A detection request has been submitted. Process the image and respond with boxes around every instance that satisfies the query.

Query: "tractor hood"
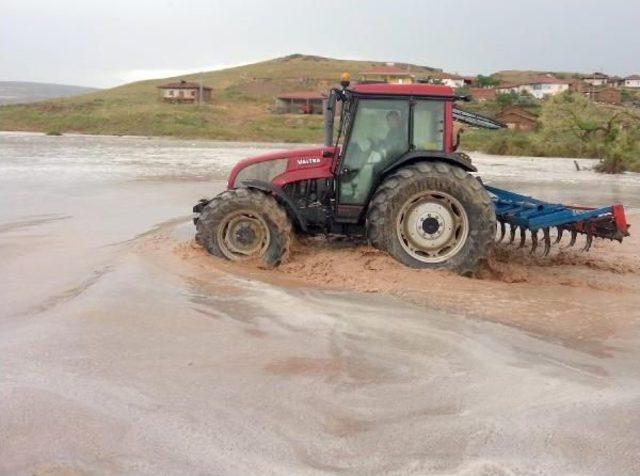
[227,146,337,189]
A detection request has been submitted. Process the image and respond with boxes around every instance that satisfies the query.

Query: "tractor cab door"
[335,97,445,221]
[337,99,410,209]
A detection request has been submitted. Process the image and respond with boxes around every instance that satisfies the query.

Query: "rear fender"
[237,180,308,232]
[382,151,477,176]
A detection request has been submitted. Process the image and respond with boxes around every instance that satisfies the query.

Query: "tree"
[476,75,500,88]
[495,91,519,108]
[539,92,640,173]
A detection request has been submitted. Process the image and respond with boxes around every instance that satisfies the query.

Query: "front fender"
[237,179,308,232]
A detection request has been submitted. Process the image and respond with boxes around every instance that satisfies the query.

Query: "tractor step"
[485,185,630,255]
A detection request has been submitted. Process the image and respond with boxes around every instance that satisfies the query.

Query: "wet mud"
[146,212,640,357]
[2,132,640,475]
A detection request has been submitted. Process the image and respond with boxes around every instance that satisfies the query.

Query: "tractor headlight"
[234,158,288,185]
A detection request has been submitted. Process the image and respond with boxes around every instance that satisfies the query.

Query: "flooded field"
[1,131,640,475]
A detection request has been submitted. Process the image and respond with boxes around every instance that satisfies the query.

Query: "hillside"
[0,81,99,105]
[0,55,440,142]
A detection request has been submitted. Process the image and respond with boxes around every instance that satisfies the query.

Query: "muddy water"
[1,132,640,475]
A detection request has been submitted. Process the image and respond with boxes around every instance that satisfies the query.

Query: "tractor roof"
[350,83,455,98]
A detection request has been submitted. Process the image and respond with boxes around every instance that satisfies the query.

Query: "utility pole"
[199,72,204,106]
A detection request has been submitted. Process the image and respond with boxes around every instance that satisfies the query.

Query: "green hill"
[0,54,441,143]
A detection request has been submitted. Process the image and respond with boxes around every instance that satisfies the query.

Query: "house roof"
[277,91,326,100]
[158,80,212,90]
[626,74,640,80]
[496,83,521,90]
[361,65,414,76]
[469,88,497,100]
[529,76,570,85]
[497,107,538,122]
[497,76,570,89]
[438,73,464,80]
[587,72,609,79]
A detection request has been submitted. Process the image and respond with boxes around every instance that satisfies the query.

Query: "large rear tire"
[195,188,292,267]
[366,162,495,275]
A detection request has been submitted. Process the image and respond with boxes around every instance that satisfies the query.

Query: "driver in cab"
[382,110,407,161]
[341,107,408,203]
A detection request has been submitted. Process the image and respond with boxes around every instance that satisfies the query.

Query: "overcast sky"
[2,0,639,88]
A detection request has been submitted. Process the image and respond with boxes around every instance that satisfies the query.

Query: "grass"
[0,54,438,143]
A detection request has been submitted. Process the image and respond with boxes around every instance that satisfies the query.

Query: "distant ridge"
[0,81,99,105]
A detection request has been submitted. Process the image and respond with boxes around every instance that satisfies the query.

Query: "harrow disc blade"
[554,228,564,244]
[530,230,539,254]
[543,227,551,256]
[508,224,516,244]
[568,229,578,248]
[518,226,526,248]
[583,232,594,252]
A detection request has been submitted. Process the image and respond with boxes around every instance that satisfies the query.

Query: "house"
[157,80,212,103]
[417,73,473,89]
[624,75,640,88]
[496,107,538,131]
[496,76,570,99]
[438,73,466,89]
[590,88,622,105]
[495,83,520,95]
[360,64,415,84]
[462,76,477,87]
[468,88,497,102]
[583,72,609,87]
[608,76,625,88]
[275,91,326,114]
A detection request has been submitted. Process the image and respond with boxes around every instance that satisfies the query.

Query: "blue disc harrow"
[485,185,630,255]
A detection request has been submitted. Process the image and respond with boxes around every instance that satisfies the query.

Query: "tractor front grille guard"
[486,185,630,255]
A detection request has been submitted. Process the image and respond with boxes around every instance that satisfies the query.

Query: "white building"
[624,75,640,88]
[496,77,569,99]
[439,74,466,89]
[583,73,609,87]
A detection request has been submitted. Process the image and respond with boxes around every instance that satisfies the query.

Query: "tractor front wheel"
[195,188,292,267]
[366,162,496,275]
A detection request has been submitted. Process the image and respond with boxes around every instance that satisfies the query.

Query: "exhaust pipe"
[324,91,336,147]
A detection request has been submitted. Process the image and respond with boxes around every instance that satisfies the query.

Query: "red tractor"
[193,75,629,274]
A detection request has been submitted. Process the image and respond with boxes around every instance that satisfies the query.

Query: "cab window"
[339,99,409,204]
[412,100,444,151]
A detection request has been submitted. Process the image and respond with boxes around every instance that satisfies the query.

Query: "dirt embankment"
[158,214,640,355]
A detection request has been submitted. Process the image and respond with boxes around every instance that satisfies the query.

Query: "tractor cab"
[324,78,474,222]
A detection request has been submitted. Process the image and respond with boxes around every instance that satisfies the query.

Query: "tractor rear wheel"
[366,162,496,275]
[195,188,292,267]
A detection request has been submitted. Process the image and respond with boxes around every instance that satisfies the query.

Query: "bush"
[463,92,640,173]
